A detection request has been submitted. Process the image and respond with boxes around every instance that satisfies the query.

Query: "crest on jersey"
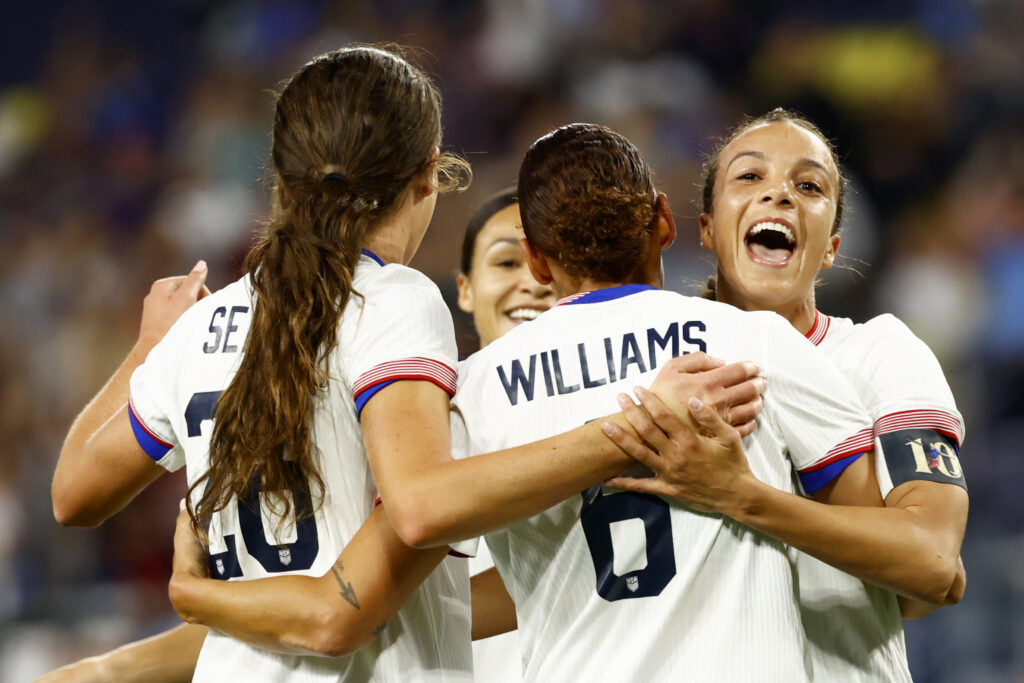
[626,576,639,592]
[215,559,225,575]
[279,548,292,566]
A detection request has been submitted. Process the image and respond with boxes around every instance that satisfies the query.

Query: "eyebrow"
[726,150,832,176]
[485,237,521,250]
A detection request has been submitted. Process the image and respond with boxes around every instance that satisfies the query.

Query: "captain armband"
[879,429,967,492]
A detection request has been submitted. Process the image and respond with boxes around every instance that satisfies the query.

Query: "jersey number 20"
[185,391,321,580]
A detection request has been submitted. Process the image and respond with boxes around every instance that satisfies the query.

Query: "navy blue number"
[580,484,676,601]
[183,391,320,580]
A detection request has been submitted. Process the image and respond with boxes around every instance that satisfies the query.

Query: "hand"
[647,353,764,438]
[172,500,209,581]
[138,260,211,349]
[602,390,755,515]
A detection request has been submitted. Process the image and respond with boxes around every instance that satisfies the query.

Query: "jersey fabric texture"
[796,310,966,683]
[129,252,472,682]
[468,548,522,683]
[451,285,876,682]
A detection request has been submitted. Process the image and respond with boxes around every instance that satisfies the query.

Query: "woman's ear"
[698,213,714,250]
[521,238,553,285]
[654,193,677,250]
[456,272,474,313]
[822,234,841,269]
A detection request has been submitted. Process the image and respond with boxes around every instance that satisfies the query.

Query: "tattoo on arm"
[372,622,387,637]
[330,566,361,609]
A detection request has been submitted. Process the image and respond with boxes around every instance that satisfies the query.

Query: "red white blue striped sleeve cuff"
[353,358,457,418]
[874,409,964,445]
[128,397,174,461]
[797,426,874,493]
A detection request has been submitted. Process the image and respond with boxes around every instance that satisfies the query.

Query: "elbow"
[307,607,374,658]
[51,482,101,528]
[911,556,961,606]
[385,498,445,549]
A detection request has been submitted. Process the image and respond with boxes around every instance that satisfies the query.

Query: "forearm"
[727,478,960,602]
[36,623,205,683]
[471,568,517,640]
[394,417,634,548]
[57,342,149,474]
[170,507,449,657]
[52,344,165,526]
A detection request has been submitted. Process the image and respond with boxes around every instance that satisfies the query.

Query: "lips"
[745,219,796,266]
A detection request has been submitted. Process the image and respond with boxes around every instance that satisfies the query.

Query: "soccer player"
[445,122,893,681]
[604,109,968,681]
[47,48,764,681]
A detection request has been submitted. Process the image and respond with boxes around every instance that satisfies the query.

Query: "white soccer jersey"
[129,251,472,682]
[796,310,966,683]
[468,548,521,683]
[451,285,877,683]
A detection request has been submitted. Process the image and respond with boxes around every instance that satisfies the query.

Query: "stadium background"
[0,1,1021,680]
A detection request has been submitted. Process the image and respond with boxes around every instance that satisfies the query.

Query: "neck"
[715,275,818,335]
[549,260,662,300]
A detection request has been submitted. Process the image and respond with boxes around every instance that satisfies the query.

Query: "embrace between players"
[43,45,967,682]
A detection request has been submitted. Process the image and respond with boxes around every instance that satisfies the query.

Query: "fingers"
[617,390,676,454]
[177,260,209,301]
[604,475,673,498]
[733,420,757,439]
[724,395,763,429]
[633,385,700,445]
[704,360,760,390]
[600,420,660,469]
[661,351,726,374]
[688,397,741,448]
[150,260,209,300]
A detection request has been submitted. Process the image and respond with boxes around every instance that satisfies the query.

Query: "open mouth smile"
[506,307,544,324]
[745,219,797,266]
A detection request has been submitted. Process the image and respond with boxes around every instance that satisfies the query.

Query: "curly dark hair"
[517,123,656,284]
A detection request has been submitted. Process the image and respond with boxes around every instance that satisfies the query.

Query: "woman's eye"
[496,259,518,268]
[798,181,822,193]
[737,172,759,181]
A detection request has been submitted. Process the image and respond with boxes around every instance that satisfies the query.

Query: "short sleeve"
[841,315,966,498]
[128,336,186,472]
[346,272,458,418]
[852,315,965,445]
[755,315,875,493]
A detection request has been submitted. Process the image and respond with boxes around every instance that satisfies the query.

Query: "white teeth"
[507,308,541,321]
[749,221,795,245]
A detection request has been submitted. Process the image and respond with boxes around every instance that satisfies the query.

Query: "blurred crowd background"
[1,1,1021,681]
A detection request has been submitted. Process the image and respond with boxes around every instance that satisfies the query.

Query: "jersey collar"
[556,284,656,306]
[805,309,831,346]
[361,248,386,266]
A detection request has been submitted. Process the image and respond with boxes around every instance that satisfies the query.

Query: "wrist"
[168,571,204,624]
[720,473,770,524]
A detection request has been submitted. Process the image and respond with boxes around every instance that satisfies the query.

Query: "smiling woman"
[456,188,555,348]
[607,107,968,682]
[698,109,846,331]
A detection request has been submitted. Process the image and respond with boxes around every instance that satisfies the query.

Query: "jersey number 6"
[185,391,321,580]
[580,485,676,601]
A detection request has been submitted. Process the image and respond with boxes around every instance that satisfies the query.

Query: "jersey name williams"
[496,320,707,406]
